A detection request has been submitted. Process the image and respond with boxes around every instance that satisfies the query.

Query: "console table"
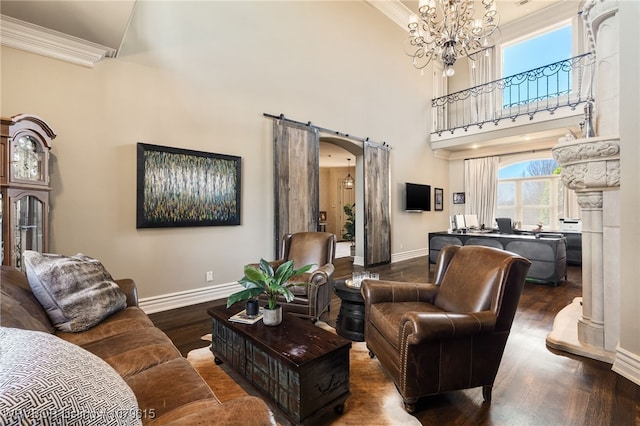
[428,231,567,286]
[207,305,351,425]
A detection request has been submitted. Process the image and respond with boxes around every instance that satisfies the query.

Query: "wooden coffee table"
[207,305,352,425]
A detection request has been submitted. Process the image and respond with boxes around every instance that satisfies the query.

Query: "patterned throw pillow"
[0,327,142,425]
[23,251,127,332]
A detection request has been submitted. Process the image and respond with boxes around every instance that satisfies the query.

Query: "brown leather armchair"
[256,232,336,321]
[362,245,531,413]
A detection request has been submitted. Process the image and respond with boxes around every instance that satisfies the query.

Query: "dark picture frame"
[434,188,444,211]
[136,143,241,228]
[453,192,466,205]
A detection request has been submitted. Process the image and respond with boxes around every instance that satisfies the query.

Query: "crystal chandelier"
[343,158,354,190]
[406,0,500,77]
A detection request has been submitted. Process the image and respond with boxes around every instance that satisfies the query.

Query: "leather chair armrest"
[401,310,497,344]
[115,278,138,307]
[309,263,334,286]
[362,280,439,305]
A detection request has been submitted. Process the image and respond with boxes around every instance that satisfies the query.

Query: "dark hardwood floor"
[149,256,640,425]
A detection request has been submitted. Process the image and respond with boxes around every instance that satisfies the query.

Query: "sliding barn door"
[363,142,391,267]
[273,120,320,255]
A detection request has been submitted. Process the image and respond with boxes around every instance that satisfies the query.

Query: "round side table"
[333,279,365,342]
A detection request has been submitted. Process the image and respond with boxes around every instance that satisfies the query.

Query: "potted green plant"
[226,259,314,326]
[342,203,355,256]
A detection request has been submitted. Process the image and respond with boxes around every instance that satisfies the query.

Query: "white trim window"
[496,159,564,230]
[499,20,574,111]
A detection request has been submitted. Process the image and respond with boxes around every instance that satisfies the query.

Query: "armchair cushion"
[401,310,497,344]
[369,301,443,351]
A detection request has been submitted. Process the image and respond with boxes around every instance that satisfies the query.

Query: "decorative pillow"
[23,251,127,332]
[0,327,142,425]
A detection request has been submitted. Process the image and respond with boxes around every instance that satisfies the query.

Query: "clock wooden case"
[1,114,56,268]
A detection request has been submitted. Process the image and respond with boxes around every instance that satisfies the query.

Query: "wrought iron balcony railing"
[431,52,595,136]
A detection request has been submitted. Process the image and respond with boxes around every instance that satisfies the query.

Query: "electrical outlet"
[206,271,214,282]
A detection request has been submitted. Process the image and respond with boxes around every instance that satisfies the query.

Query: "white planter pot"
[262,305,282,326]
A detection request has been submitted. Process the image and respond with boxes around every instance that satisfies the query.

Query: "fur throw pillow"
[23,251,127,332]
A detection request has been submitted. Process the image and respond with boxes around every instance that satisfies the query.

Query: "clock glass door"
[12,195,44,268]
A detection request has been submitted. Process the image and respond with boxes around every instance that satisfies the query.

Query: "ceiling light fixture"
[406,0,500,77]
[343,158,354,190]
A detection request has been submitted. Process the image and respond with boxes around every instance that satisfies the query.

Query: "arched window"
[496,159,564,230]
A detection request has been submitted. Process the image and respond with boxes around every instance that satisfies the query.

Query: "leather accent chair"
[362,245,531,413]
[256,232,336,322]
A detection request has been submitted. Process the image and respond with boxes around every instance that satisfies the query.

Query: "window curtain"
[468,48,495,124]
[464,156,499,229]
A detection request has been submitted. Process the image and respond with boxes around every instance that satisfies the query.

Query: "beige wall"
[1,1,449,300]
[615,0,640,380]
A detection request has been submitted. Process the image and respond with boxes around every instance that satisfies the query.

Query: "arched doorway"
[319,139,362,259]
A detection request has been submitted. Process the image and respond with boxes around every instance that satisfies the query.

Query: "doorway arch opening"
[319,137,363,261]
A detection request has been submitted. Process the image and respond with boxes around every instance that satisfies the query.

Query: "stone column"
[548,0,620,362]
[576,191,604,348]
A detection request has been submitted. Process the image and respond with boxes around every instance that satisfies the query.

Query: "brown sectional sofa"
[0,265,275,425]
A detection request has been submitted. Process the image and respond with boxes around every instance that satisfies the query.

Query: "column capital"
[577,191,604,209]
[552,136,620,191]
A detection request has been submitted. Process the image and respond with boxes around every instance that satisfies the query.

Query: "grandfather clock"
[0,114,56,268]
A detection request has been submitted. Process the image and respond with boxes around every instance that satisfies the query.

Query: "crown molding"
[1,14,116,68]
[363,0,412,31]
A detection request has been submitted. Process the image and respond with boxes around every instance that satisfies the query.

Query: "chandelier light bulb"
[445,66,456,77]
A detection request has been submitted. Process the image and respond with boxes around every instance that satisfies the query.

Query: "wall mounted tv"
[405,182,431,212]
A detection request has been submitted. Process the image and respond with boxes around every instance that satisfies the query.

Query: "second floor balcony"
[430,53,595,152]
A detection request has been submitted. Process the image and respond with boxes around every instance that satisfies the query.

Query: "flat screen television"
[405,183,431,212]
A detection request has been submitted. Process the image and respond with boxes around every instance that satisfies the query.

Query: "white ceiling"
[0,0,564,60]
[320,141,357,169]
[401,0,563,26]
[0,0,136,50]
[1,0,568,161]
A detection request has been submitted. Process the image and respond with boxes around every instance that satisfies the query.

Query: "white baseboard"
[612,345,640,386]
[141,249,429,314]
[139,281,241,314]
[353,248,427,267]
[391,248,428,263]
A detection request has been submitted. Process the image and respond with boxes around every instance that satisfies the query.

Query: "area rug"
[187,323,420,425]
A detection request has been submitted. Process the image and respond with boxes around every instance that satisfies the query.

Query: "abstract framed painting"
[136,143,241,228]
